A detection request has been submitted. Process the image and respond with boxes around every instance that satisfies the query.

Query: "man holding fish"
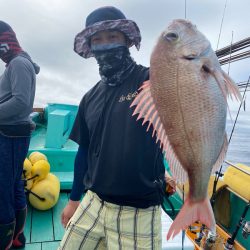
[59,5,240,250]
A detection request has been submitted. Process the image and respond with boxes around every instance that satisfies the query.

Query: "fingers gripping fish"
[130,19,241,240]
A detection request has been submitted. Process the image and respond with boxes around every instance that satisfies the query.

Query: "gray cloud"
[0,0,249,107]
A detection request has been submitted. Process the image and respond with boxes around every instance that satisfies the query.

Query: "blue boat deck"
[25,104,249,249]
[24,193,70,249]
[23,192,195,250]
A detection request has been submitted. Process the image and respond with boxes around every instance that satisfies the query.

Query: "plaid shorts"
[59,190,162,250]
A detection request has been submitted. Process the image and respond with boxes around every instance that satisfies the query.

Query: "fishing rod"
[181,1,187,248]
[211,0,230,200]
[216,0,228,50]
[224,202,250,250]
[184,0,187,19]
[211,75,250,209]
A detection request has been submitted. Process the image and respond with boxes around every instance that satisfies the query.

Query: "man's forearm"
[70,145,88,201]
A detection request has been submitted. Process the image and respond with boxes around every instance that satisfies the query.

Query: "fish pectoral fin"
[208,69,241,120]
[211,134,228,174]
[221,71,242,122]
[209,68,242,102]
[221,71,242,102]
[206,67,228,102]
[130,80,188,184]
[200,62,227,101]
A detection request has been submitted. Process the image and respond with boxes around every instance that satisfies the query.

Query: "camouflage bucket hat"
[74,6,141,58]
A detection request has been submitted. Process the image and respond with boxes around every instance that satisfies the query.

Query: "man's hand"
[61,200,80,228]
[165,174,176,196]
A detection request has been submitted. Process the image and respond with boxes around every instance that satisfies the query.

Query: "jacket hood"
[19,51,40,74]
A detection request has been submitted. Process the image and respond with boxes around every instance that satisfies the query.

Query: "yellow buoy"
[28,173,60,210]
[29,151,47,165]
[24,175,33,190]
[23,158,32,178]
[31,160,50,185]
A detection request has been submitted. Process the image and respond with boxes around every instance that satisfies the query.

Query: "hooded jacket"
[0,52,40,136]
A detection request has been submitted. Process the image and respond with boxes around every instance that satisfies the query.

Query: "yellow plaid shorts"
[59,190,162,250]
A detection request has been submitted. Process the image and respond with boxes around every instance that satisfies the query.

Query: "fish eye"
[163,32,179,41]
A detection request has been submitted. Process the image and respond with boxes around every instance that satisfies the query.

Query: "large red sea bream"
[131,19,241,239]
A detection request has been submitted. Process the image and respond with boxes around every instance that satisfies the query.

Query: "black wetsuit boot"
[0,221,15,249]
[12,207,27,249]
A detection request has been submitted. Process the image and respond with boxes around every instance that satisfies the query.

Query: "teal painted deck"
[23,192,195,250]
[24,192,69,249]
[29,104,78,190]
[25,103,250,249]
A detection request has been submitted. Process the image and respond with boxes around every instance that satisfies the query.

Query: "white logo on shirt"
[119,91,138,102]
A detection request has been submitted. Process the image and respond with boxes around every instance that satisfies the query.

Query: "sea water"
[226,96,250,168]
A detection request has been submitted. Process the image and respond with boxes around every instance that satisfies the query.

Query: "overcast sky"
[0,0,249,107]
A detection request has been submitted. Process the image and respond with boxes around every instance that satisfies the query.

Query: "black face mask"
[92,44,135,86]
[0,29,22,64]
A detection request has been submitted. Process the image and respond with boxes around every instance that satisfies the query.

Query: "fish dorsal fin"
[131,80,188,183]
[211,135,228,174]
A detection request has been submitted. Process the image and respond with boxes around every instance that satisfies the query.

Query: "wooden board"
[31,208,54,242]
[25,192,70,245]
[25,243,41,250]
[42,241,60,249]
[53,192,69,240]
[24,205,32,243]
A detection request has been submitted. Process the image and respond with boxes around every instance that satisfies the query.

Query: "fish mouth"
[182,54,197,60]
[181,44,211,61]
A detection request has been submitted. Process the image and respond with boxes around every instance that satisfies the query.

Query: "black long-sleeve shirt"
[70,64,165,208]
[69,145,88,201]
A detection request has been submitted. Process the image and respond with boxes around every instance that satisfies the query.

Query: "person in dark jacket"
[60,6,175,250]
[0,21,39,249]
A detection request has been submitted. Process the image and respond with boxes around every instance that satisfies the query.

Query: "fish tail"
[166,196,215,240]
